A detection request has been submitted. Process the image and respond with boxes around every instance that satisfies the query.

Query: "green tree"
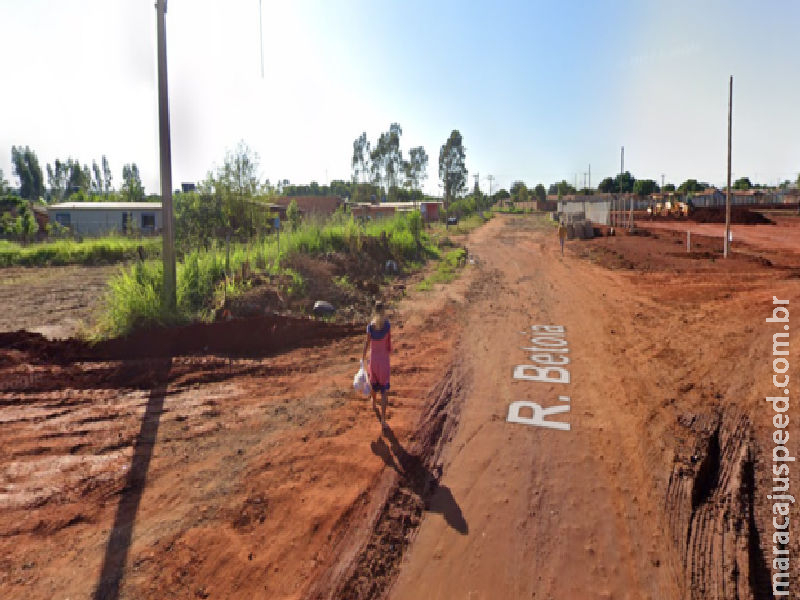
[370,123,403,198]
[510,181,527,200]
[286,198,301,231]
[678,179,706,193]
[534,183,546,202]
[493,189,510,203]
[67,160,91,195]
[597,177,617,193]
[439,130,468,207]
[615,171,635,193]
[733,177,752,190]
[17,206,38,242]
[47,159,69,202]
[121,163,145,202]
[92,160,103,194]
[11,146,45,200]
[403,146,428,196]
[662,183,676,192]
[200,141,268,238]
[633,179,658,196]
[0,212,14,235]
[351,132,371,184]
[219,141,260,197]
[548,180,577,196]
[101,155,113,197]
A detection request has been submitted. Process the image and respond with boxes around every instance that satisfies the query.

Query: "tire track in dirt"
[0,262,473,598]
[386,214,793,600]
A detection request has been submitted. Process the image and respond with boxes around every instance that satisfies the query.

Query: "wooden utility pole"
[724,76,732,258]
[156,0,176,311]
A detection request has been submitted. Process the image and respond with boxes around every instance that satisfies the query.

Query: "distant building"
[181,182,197,193]
[419,201,441,222]
[515,198,557,212]
[273,196,343,217]
[46,202,162,236]
[349,201,443,222]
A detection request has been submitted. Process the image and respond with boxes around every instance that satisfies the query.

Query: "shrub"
[99,210,471,337]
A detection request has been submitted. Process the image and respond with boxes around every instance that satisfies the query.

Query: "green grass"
[99,212,444,337]
[0,236,161,267]
[416,248,468,291]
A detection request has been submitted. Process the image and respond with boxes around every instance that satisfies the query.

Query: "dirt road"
[390,215,797,599]
[1,214,796,599]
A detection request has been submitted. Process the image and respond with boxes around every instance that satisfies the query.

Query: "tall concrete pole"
[724,76,732,259]
[620,146,624,228]
[156,0,176,310]
[258,0,264,78]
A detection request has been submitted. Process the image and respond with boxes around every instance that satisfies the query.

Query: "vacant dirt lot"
[640,214,800,260]
[0,265,119,338]
[1,214,797,599]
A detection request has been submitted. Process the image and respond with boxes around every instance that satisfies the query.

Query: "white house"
[46,202,163,236]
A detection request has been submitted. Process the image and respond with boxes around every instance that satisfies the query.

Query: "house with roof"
[349,201,443,222]
[272,196,343,217]
[47,202,162,235]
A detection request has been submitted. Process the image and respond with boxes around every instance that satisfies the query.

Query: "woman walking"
[362,300,392,431]
[557,220,567,256]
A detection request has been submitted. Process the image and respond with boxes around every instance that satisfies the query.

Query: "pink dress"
[367,320,391,391]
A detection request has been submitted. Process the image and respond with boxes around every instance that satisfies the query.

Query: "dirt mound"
[0,315,362,363]
[325,364,465,599]
[0,330,90,363]
[95,314,362,359]
[229,237,422,325]
[690,207,773,224]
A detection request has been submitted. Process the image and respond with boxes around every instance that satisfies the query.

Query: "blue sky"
[1,0,799,196]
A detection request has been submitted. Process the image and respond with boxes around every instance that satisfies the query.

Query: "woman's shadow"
[370,416,467,535]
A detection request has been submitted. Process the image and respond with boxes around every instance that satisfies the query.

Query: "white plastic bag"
[353,359,371,397]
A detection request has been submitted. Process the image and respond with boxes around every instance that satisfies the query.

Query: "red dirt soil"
[389,215,797,600]
[2,214,798,600]
[648,206,774,224]
[639,215,800,264]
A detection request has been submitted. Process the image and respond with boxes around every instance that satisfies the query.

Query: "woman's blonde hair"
[370,300,387,329]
